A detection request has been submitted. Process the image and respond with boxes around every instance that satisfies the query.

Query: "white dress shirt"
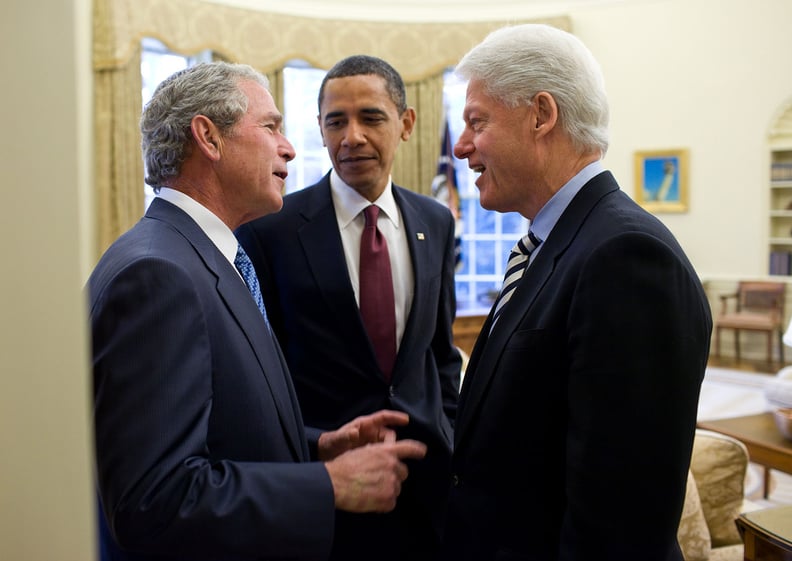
[329,169,414,349]
[156,188,242,279]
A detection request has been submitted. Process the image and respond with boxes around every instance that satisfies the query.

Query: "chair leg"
[735,330,740,362]
[768,332,773,365]
[780,331,785,364]
[715,327,721,357]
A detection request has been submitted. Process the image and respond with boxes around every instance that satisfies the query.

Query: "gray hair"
[318,55,407,114]
[455,24,609,155]
[141,61,269,190]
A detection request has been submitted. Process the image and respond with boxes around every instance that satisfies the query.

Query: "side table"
[736,505,792,560]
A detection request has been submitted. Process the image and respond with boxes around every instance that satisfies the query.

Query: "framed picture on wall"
[633,148,689,213]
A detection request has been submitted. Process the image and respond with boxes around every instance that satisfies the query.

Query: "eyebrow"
[462,107,485,123]
[264,112,284,126]
[323,107,388,121]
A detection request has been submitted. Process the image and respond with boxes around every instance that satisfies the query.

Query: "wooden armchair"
[714,281,786,364]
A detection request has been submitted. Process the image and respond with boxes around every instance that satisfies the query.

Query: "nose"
[454,127,473,160]
[342,120,366,147]
[280,135,296,162]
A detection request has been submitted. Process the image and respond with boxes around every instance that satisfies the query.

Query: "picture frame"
[633,148,689,213]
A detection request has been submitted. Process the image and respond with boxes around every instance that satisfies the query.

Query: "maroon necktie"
[359,205,396,382]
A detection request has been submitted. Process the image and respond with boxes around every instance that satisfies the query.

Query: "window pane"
[474,240,497,275]
[502,212,526,234]
[282,64,331,193]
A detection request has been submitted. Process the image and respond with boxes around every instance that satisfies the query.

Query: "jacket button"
[388,385,396,397]
[452,474,460,487]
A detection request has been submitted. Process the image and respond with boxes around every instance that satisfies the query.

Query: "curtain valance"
[94,0,570,80]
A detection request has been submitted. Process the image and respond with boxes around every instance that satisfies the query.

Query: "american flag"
[431,120,463,270]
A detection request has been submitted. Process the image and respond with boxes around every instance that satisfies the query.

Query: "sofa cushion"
[708,543,744,561]
[677,470,712,561]
[689,430,748,547]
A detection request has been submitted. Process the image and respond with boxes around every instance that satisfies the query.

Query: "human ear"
[191,115,222,160]
[400,107,417,141]
[532,92,558,134]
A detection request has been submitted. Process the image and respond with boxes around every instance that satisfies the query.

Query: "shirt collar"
[329,169,401,230]
[156,187,239,265]
[530,160,606,242]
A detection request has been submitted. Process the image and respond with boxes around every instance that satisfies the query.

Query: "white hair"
[455,24,609,155]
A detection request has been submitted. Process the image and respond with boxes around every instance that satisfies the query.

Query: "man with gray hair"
[441,24,711,560]
[89,61,426,561]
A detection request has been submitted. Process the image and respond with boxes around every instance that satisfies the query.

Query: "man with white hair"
[442,24,711,561]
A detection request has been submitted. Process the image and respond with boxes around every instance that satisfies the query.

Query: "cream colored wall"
[571,0,792,359]
[575,0,792,279]
[1,0,95,560]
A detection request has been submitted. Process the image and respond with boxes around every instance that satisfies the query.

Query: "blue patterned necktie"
[234,244,269,322]
[491,231,542,329]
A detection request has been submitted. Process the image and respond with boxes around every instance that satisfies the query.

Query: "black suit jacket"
[237,174,462,560]
[442,172,712,561]
[90,198,335,561]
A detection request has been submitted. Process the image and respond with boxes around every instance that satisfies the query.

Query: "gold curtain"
[393,73,445,196]
[265,68,285,115]
[93,0,570,82]
[91,0,571,263]
[93,42,144,257]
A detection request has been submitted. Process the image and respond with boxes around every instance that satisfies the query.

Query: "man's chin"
[254,194,284,220]
[267,195,284,214]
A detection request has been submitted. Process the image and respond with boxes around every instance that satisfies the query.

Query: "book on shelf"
[772,162,792,182]
[770,250,792,275]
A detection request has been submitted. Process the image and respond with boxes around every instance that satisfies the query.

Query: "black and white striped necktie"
[491,231,542,328]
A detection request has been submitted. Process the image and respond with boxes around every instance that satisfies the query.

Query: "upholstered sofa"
[677,429,758,561]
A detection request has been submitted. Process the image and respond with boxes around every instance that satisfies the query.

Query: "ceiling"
[202,0,631,22]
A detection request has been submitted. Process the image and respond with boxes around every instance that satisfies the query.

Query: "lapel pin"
[416,233,425,240]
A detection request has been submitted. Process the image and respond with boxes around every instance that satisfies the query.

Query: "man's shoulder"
[282,181,326,206]
[88,219,204,302]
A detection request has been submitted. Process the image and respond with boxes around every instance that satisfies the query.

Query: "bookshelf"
[769,97,792,275]
[769,149,792,275]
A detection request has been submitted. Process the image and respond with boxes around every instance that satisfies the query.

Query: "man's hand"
[317,409,409,460]
[324,439,427,513]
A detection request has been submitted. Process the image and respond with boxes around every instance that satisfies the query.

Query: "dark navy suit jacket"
[442,172,712,561]
[237,174,462,560]
[90,198,335,561]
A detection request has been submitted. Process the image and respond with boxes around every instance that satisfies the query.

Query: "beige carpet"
[699,367,792,506]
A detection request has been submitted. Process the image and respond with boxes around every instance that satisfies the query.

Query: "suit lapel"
[455,172,619,444]
[215,273,307,459]
[295,180,365,335]
[393,188,430,377]
[148,199,307,460]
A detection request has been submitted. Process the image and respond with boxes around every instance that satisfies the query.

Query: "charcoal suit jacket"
[441,171,713,561]
[236,173,462,560]
[89,198,335,561]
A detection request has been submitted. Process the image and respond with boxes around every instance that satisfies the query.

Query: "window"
[140,52,527,312]
[282,62,332,194]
